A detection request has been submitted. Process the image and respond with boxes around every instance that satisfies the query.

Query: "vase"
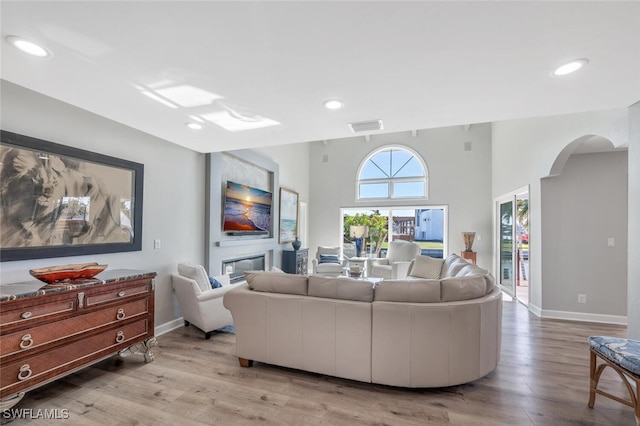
[463,232,476,252]
[354,237,363,257]
[292,237,301,251]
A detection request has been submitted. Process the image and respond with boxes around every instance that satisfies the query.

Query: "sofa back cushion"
[441,253,471,278]
[308,276,374,302]
[374,279,440,303]
[440,276,487,302]
[409,255,444,279]
[177,262,211,293]
[244,270,308,295]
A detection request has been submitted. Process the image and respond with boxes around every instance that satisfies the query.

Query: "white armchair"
[172,262,245,339]
[368,240,421,279]
[311,246,345,276]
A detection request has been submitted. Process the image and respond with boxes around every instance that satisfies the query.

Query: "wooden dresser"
[0,269,156,410]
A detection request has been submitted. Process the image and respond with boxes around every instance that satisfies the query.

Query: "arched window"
[357,146,428,200]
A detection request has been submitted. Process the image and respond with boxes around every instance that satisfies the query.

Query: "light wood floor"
[2,300,635,425]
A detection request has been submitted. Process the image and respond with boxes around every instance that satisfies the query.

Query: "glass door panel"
[499,200,515,295]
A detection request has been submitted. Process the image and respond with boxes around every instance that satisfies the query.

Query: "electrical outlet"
[153,239,161,249]
[578,294,587,304]
[607,237,615,247]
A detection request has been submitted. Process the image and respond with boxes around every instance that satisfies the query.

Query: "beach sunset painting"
[223,181,272,232]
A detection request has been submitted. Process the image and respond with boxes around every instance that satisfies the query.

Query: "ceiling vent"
[348,119,384,133]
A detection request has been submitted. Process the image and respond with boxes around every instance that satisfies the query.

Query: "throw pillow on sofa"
[319,254,340,264]
[209,276,223,289]
[410,255,444,279]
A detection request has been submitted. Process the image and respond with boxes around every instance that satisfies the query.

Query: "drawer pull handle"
[21,311,32,319]
[116,308,126,320]
[118,291,126,297]
[115,331,125,343]
[18,365,32,381]
[19,334,34,349]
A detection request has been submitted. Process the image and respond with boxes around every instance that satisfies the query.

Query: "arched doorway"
[540,135,628,322]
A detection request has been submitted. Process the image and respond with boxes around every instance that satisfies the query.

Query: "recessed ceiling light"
[323,99,344,110]
[552,58,589,76]
[6,35,51,58]
[185,122,203,130]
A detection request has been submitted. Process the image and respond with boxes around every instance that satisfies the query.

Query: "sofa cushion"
[244,270,308,295]
[409,255,444,279]
[441,254,471,278]
[374,279,440,303]
[440,276,487,302]
[308,276,374,302]
[177,262,211,293]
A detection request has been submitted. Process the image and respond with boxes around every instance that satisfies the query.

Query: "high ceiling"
[2,1,639,153]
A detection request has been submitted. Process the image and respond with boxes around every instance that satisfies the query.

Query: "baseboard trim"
[528,303,542,317]
[540,309,627,325]
[155,317,185,337]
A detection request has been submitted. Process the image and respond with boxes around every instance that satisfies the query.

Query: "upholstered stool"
[588,336,640,425]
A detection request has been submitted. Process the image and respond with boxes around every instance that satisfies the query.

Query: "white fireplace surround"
[206,149,282,276]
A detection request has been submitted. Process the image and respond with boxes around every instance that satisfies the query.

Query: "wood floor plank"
[1,300,634,425]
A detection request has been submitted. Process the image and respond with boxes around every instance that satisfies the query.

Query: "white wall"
[541,151,627,320]
[492,108,630,319]
[0,80,206,331]
[308,124,493,268]
[628,101,640,339]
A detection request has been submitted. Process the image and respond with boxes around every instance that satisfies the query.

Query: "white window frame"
[356,145,429,201]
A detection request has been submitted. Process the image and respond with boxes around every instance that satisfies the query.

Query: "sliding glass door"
[498,199,515,295]
[341,206,447,259]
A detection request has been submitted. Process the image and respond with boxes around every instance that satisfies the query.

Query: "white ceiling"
[2,1,639,153]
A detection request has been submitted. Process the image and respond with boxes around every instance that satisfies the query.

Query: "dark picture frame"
[278,187,299,243]
[0,131,144,261]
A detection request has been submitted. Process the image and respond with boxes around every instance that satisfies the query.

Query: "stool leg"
[635,377,640,426]
[588,350,597,408]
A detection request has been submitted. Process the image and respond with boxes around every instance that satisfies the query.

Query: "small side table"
[461,251,477,265]
[345,257,368,277]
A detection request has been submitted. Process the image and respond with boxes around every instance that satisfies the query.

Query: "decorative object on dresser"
[29,262,108,284]
[172,262,246,340]
[291,237,301,251]
[0,269,156,411]
[282,248,308,274]
[0,131,144,262]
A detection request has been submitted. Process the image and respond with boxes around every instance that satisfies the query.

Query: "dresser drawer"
[0,298,149,359]
[85,282,150,306]
[0,296,76,328]
[1,318,149,397]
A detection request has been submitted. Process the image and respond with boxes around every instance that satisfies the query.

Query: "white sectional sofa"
[223,254,502,388]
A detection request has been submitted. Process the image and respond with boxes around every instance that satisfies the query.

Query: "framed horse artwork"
[0,131,144,261]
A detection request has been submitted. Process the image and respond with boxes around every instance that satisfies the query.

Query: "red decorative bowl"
[30,263,108,284]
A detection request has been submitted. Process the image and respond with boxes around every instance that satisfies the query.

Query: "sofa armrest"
[391,261,412,279]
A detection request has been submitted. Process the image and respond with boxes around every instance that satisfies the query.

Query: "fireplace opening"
[222,254,265,283]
